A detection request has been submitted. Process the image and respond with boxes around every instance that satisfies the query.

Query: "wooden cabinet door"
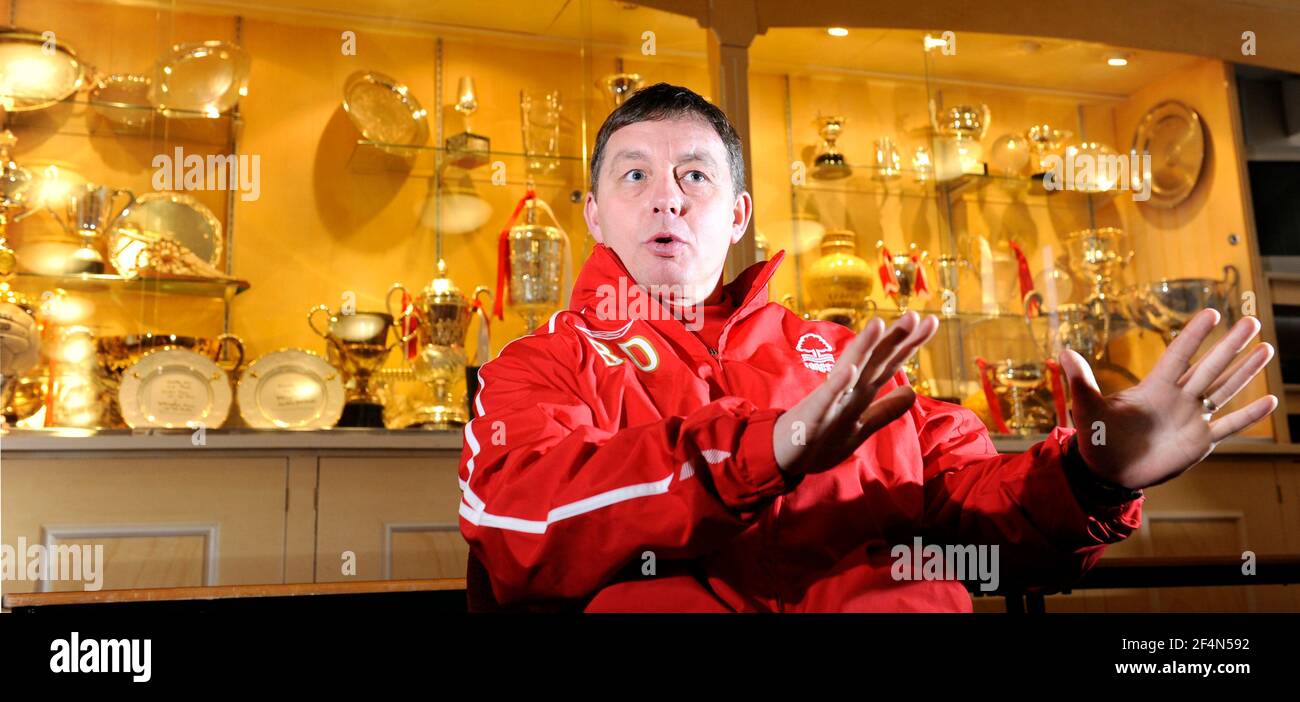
[315,453,466,582]
[1036,456,1299,612]
[1,456,289,593]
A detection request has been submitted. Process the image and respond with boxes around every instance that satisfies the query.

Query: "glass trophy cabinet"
[750,27,1278,442]
[0,0,711,434]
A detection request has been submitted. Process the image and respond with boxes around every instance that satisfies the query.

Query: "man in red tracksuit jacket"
[458,83,1279,612]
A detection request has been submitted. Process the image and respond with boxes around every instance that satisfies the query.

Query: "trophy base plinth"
[811,156,852,180]
[338,402,386,428]
[64,259,106,275]
[446,132,490,169]
[412,404,467,430]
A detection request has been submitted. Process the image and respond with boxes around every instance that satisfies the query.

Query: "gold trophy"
[508,196,565,331]
[600,72,644,107]
[48,182,135,275]
[0,130,37,276]
[1062,226,1134,359]
[993,360,1055,436]
[0,290,41,429]
[309,305,414,427]
[811,115,852,180]
[387,259,492,428]
[804,229,876,329]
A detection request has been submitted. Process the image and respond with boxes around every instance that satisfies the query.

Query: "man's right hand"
[773,311,941,476]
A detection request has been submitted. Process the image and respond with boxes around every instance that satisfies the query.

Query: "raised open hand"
[773,311,941,476]
[1060,308,1279,491]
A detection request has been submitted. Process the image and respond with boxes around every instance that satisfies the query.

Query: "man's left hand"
[1060,308,1279,491]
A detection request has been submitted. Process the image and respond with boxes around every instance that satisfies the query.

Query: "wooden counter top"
[3,427,1297,458]
[0,427,464,453]
[2,578,468,610]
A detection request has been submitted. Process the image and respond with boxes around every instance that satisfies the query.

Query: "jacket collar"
[569,243,786,327]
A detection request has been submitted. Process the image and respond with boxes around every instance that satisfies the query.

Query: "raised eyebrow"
[610,149,650,166]
[677,151,718,169]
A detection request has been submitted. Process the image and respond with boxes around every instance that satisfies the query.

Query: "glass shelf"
[3,93,240,147]
[788,307,1048,324]
[7,271,251,298]
[794,167,1124,207]
[347,140,585,187]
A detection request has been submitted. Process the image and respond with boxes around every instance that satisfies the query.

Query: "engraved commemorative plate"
[1130,100,1204,209]
[148,40,250,118]
[118,348,231,429]
[342,70,430,151]
[237,349,344,430]
[0,29,86,111]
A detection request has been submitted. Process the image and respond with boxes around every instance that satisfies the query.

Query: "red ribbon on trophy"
[469,294,492,365]
[1045,358,1070,429]
[975,356,1011,434]
[878,245,900,298]
[912,250,930,300]
[1009,240,1038,317]
[400,289,419,361]
[493,188,537,321]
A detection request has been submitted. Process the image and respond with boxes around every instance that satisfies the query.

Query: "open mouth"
[647,235,687,257]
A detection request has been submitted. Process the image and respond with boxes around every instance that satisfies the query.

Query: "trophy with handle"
[1129,265,1240,345]
[309,304,416,427]
[877,241,931,314]
[387,259,492,428]
[48,182,135,274]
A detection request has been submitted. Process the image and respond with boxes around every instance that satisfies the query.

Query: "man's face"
[584,116,752,303]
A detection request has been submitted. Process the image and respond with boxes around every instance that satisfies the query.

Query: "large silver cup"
[50,184,135,274]
[1129,265,1239,345]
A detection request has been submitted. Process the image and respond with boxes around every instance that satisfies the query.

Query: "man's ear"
[730,190,753,245]
[584,190,604,244]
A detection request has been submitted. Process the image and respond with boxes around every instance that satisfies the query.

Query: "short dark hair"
[589,82,745,199]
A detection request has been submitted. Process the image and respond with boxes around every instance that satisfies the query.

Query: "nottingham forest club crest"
[797,333,835,373]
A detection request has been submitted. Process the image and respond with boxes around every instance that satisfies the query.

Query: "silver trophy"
[1129,265,1239,344]
[507,197,564,330]
[934,254,974,317]
[48,183,135,274]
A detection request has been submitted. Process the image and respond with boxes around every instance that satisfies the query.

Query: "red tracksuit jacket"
[458,243,1144,612]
